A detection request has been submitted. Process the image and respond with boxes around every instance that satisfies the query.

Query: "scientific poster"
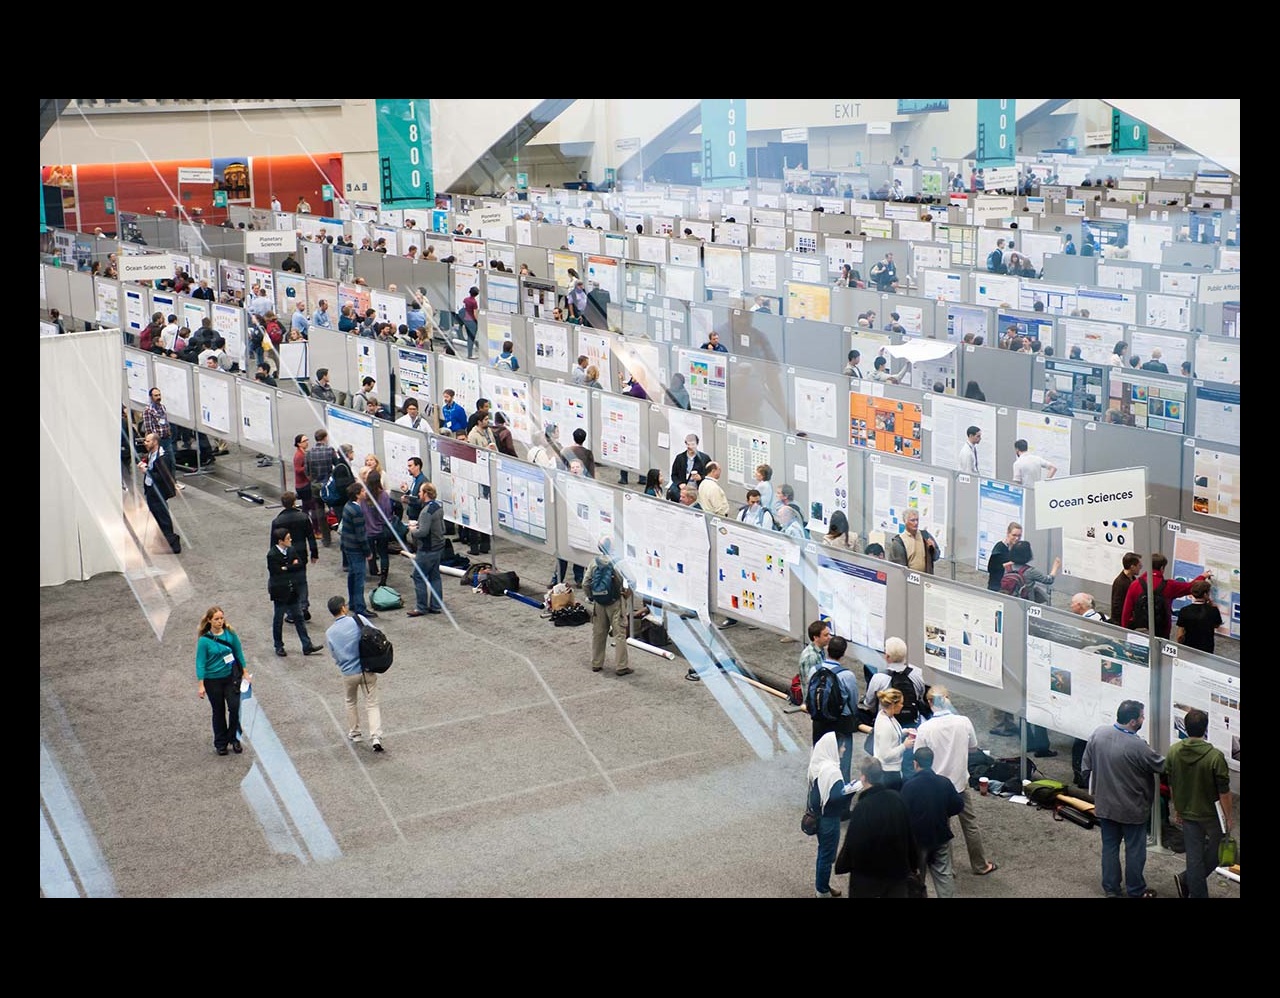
[1015,408,1072,475]
[676,347,729,416]
[381,428,425,492]
[95,280,120,328]
[577,330,612,387]
[152,363,192,425]
[849,391,923,460]
[703,244,743,292]
[559,471,616,554]
[355,338,380,388]
[726,423,773,488]
[483,312,512,360]
[395,347,432,412]
[932,396,997,474]
[438,355,481,415]
[713,520,795,634]
[325,406,375,471]
[785,281,831,322]
[124,349,150,406]
[815,552,888,653]
[539,380,590,435]
[806,441,849,534]
[1060,513,1135,585]
[532,322,570,372]
[1171,659,1240,773]
[123,288,146,332]
[430,435,492,533]
[197,372,231,435]
[622,492,710,616]
[1027,614,1152,744]
[237,382,274,447]
[794,376,838,439]
[480,370,533,445]
[922,580,1005,690]
[599,394,641,470]
[493,457,548,543]
[872,464,950,560]
[976,479,1025,574]
[1192,447,1240,523]
[1171,526,1240,640]
[748,251,777,290]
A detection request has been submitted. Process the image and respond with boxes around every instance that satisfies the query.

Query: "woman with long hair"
[195,606,248,756]
[360,469,394,588]
[643,468,665,497]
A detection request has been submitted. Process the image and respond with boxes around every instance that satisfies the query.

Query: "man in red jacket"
[1120,553,1210,637]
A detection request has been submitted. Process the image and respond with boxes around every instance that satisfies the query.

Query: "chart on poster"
[794,376,838,439]
[1170,658,1240,773]
[1015,409,1072,474]
[622,493,709,616]
[976,479,1025,573]
[599,394,641,469]
[493,457,548,542]
[726,422,774,487]
[1191,446,1240,523]
[538,380,589,434]
[676,347,729,416]
[1027,614,1153,744]
[532,322,570,372]
[480,370,533,445]
[712,520,795,634]
[872,464,950,557]
[806,441,849,535]
[395,347,432,411]
[559,471,616,554]
[921,580,1005,690]
[578,330,612,386]
[1171,526,1240,639]
[439,355,481,414]
[1060,513,1135,584]
[430,435,492,533]
[814,551,888,652]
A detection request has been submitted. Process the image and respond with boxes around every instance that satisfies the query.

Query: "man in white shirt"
[913,686,998,876]
[1011,439,1057,486]
[957,425,981,474]
[697,462,731,517]
[270,193,282,212]
[395,397,431,432]
[571,355,589,385]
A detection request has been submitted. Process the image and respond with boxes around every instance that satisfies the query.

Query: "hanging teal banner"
[375,99,434,208]
[1111,109,1149,154]
[976,98,1016,169]
[701,99,747,187]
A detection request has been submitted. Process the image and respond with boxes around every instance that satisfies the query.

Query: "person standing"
[195,606,248,756]
[1120,553,1210,636]
[1175,579,1224,653]
[1011,438,1057,486]
[806,635,858,783]
[900,746,966,898]
[670,434,711,493]
[267,527,321,658]
[1081,700,1166,898]
[270,492,318,623]
[325,596,384,752]
[292,433,317,546]
[460,285,480,358]
[400,456,428,524]
[807,732,857,897]
[562,427,597,479]
[360,470,395,589]
[1166,708,1232,899]
[137,431,181,554]
[407,482,446,617]
[957,425,982,474]
[986,522,1022,594]
[339,482,376,619]
[587,538,632,677]
[887,510,939,575]
[872,689,916,791]
[834,756,919,898]
[696,462,731,517]
[913,686,999,877]
[1111,553,1143,627]
[142,387,178,480]
[304,428,337,547]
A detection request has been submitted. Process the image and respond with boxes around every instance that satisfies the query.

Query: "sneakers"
[216,746,230,756]
[372,738,384,752]
[1174,872,1188,899]
[685,669,701,682]
[349,731,364,743]
[815,885,842,897]
[717,618,738,629]
[591,665,603,672]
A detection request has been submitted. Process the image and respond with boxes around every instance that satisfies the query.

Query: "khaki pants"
[344,671,382,740]
[590,600,629,672]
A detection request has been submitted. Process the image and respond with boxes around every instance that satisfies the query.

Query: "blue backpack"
[588,560,622,605]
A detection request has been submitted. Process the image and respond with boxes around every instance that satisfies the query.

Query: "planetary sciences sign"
[1034,468,1147,528]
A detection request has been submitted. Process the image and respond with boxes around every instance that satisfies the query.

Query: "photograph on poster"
[1171,660,1240,772]
[431,436,492,533]
[850,392,922,460]
[872,465,950,559]
[493,458,548,542]
[1061,515,1133,584]
[1171,527,1240,640]
[976,479,1025,574]
[1192,447,1240,523]
[921,581,1005,689]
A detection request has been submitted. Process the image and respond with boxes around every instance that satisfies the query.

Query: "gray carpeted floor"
[38,449,1239,898]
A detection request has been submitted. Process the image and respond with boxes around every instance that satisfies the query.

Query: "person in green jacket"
[195,606,248,756]
[1166,708,1233,898]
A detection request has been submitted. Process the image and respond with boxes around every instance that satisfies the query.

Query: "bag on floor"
[550,603,591,626]
[1026,778,1068,809]
[483,569,519,596]
[638,615,670,647]
[1054,803,1097,829]
[460,562,493,587]
[547,584,574,611]
[370,585,404,610]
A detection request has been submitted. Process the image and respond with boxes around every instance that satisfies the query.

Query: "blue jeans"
[1099,817,1148,896]
[346,552,369,615]
[555,559,585,586]
[1181,818,1222,899]
[413,548,444,612]
[815,814,842,894]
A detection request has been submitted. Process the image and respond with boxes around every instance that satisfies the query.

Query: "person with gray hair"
[913,686,998,877]
[774,500,807,542]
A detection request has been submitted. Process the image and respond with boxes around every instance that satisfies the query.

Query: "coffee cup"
[978,776,990,796]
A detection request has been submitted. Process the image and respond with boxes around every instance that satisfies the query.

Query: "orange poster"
[849,393,923,459]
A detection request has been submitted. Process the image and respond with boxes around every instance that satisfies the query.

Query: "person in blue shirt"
[1063,233,1077,255]
[405,300,428,337]
[290,302,310,339]
[493,340,520,372]
[337,304,358,333]
[311,299,333,329]
[325,596,384,752]
[700,331,729,353]
[440,389,468,434]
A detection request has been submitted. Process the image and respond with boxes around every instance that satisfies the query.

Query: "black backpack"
[806,666,846,722]
[355,614,393,674]
[1129,578,1169,633]
[888,668,921,727]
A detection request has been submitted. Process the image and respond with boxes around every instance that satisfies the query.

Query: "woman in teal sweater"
[195,606,248,756]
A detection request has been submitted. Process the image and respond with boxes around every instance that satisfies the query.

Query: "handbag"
[801,781,820,836]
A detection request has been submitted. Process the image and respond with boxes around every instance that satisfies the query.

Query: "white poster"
[197,372,232,435]
[559,471,616,555]
[538,380,590,435]
[431,435,492,533]
[577,329,612,386]
[152,364,192,425]
[1171,659,1240,773]
[1060,513,1137,585]
[621,492,710,616]
[726,423,773,488]
[1192,447,1240,524]
[921,581,1006,690]
[664,265,697,303]
[794,376,838,439]
[493,457,548,543]
[599,394,641,470]
[483,311,512,360]
[438,355,481,415]
[748,251,778,290]
[814,551,889,653]
[703,244,743,292]
[325,406,375,472]
[976,479,1026,574]
[1027,614,1152,744]
[124,349,150,406]
[1172,526,1240,640]
[1015,408,1073,475]
[532,322,570,372]
[355,338,380,388]
[1196,342,1241,385]
[123,288,146,332]
[395,347,432,412]
[806,441,849,534]
[872,463,950,560]
[676,347,729,416]
[96,280,120,328]
[237,382,274,447]
[382,428,425,491]
[479,370,533,445]
[932,396,998,474]
[713,520,795,634]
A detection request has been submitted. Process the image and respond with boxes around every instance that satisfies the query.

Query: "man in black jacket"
[900,747,965,898]
[835,756,920,898]
[270,492,319,623]
[266,526,321,657]
[670,434,711,494]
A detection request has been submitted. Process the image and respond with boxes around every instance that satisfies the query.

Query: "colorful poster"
[713,520,795,634]
[726,423,773,488]
[676,347,728,416]
[814,552,888,653]
[785,281,831,322]
[922,580,1006,689]
[395,347,432,413]
[1171,527,1240,640]
[1192,447,1240,523]
[871,464,950,561]
[849,390,923,460]
[622,492,710,616]
[430,435,492,533]
[539,380,590,435]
